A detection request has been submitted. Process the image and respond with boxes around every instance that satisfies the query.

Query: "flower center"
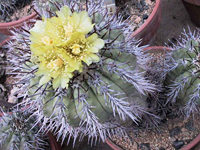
[71,44,82,55]
[64,24,73,37]
[47,57,64,71]
[42,36,53,45]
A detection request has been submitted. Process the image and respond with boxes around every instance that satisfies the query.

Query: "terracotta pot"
[131,0,162,45]
[105,138,123,150]
[143,46,171,52]
[0,37,11,47]
[47,132,62,150]
[182,0,200,27]
[0,13,37,35]
[181,134,200,150]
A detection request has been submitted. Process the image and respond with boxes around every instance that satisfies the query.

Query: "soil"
[0,0,33,23]
[112,115,200,150]
[0,47,7,101]
[0,46,15,109]
[0,0,33,22]
[0,0,199,149]
[116,0,156,32]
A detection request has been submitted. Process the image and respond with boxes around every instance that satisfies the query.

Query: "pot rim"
[181,134,200,150]
[182,0,200,6]
[0,13,37,28]
[143,46,172,52]
[132,0,161,37]
[0,37,11,47]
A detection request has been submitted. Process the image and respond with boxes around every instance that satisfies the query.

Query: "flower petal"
[61,77,69,88]
[82,56,93,66]
[53,75,62,89]
[87,47,99,53]
[56,6,71,20]
[89,53,100,62]
[87,33,98,43]
[39,76,51,85]
[93,39,105,49]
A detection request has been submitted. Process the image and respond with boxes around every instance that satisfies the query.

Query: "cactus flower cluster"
[30,6,104,88]
[6,0,159,147]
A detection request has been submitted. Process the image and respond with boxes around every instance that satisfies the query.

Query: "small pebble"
[169,126,181,137]
[143,14,148,20]
[137,3,142,9]
[144,5,149,10]
[140,0,146,6]
[185,120,195,131]
[172,140,184,149]
[134,16,141,24]
[139,143,151,150]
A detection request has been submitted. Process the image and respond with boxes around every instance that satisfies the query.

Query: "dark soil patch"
[111,115,200,150]
[116,0,155,32]
[0,0,33,23]
[0,46,15,108]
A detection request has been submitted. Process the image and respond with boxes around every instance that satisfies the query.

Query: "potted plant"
[182,0,200,27]
[0,108,47,149]
[5,0,159,148]
[0,0,37,35]
[131,0,162,45]
[114,0,162,45]
[0,108,63,150]
[0,38,62,150]
[163,29,200,149]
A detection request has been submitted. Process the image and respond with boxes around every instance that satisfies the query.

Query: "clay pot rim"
[0,13,37,28]
[143,46,172,52]
[132,0,161,37]
[183,0,200,6]
[0,37,11,47]
[106,134,200,150]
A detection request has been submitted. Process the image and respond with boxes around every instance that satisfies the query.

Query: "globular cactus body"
[165,30,200,117]
[7,0,157,145]
[0,109,45,150]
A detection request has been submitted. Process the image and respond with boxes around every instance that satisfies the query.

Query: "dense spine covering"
[0,108,46,150]
[165,29,200,118]
[6,0,158,145]
[0,0,16,18]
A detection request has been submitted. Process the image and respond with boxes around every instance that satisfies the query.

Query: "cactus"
[165,29,200,118]
[0,0,16,18]
[0,108,46,150]
[33,0,63,14]
[7,0,158,145]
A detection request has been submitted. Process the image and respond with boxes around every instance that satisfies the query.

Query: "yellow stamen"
[64,24,73,37]
[47,57,64,71]
[71,44,82,55]
[41,36,53,45]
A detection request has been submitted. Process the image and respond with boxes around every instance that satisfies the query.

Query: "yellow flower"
[29,6,104,89]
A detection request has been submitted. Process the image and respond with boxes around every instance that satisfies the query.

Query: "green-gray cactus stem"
[165,29,200,117]
[7,0,158,145]
[0,109,46,150]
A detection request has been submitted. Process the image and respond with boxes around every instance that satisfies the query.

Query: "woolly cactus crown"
[7,0,158,145]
